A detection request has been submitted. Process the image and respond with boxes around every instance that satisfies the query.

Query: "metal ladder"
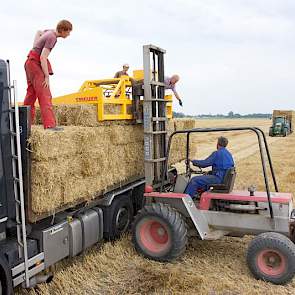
[7,65,30,287]
[143,45,168,187]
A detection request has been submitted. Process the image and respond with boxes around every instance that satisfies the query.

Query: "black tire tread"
[104,194,134,240]
[246,232,295,285]
[132,203,188,262]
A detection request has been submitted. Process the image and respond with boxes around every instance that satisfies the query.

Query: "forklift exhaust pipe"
[22,272,54,288]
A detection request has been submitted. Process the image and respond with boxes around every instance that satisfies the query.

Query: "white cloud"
[1,0,295,114]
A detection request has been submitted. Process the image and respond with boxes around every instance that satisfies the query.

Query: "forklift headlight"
[291,209,295,219]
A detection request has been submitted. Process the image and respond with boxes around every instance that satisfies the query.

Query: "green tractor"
[269,116,291,137]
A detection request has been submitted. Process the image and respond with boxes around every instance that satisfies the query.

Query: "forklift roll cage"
[161,127,279,219]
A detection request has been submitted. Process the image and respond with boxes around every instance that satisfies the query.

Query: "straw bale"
[29,125,146,217]
[29,116,198,219]
[169,119,198,164]
[104,104,132,115]
[30,120,183,161]
[80,144,144,181]
[31,182,63,214]
[173,118,197,130]
[35,104,133,127]
[62,175,104,205]
[169,136,186,164]
[104,104,121,115]
[35,105,98,126]
[34,107,42,125]
[28,126,80,161]
[56,105,98,126]
[30,157,83,212]
[167,119,176,134]
[108,124,143,145]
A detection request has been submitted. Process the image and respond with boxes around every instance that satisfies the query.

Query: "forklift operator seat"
[209,167,236,193]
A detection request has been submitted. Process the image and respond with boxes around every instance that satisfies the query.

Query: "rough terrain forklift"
[131,46,295,285]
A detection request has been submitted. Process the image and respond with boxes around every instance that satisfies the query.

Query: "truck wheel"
[103,194,134,240]
[0,254,12,295]
[132,203,187,262]
[0,269,9,295]
[246,232,295,284]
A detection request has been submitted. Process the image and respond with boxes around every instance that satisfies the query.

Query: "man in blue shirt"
[185,136,235,197]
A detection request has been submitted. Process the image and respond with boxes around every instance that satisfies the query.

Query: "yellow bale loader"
[51,70,173,122]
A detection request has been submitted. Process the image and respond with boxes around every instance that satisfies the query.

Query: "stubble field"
[19,118,295,295]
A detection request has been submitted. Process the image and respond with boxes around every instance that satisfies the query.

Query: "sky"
[1,0,295,115]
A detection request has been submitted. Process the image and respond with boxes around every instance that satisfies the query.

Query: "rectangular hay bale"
[28,115,198,221]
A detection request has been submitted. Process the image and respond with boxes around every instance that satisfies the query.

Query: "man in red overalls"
[24,20,73,131]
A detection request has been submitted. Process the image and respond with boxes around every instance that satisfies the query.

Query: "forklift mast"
[143,45,167,188]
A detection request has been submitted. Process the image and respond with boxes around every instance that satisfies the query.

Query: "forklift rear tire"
[132,203,187,262]
[246,232,295,285]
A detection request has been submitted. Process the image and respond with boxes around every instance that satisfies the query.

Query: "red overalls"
[24,50,56,128]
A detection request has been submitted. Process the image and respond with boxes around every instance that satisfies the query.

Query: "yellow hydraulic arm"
[51,71,173,121]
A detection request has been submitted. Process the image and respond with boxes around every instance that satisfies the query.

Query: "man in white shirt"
[164,75,182,106]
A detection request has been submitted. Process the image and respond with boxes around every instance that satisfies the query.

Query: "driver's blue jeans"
[184,175,222,197]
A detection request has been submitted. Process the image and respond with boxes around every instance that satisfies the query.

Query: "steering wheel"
[186,159,204,175]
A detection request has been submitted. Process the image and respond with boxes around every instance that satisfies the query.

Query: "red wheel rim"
[257,249,286,276]
[139,219,171,254]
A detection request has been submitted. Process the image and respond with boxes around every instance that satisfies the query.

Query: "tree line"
[173,111,271,119]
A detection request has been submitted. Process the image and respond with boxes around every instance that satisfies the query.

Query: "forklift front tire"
[246,232,295,285]
[132,203,187,262]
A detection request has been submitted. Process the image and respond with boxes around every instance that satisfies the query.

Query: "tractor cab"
[274,116,287,125]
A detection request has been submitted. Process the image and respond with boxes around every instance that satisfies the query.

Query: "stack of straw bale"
[35,105,132,127]
[29,105,197,221]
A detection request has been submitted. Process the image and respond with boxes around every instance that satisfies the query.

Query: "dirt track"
[18,119,295,295]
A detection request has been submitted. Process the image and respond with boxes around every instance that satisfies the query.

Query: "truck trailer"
[0,44,168,294]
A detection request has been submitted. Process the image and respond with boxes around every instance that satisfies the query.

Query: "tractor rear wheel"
[132,203,187,262]
[246,232,295,284]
